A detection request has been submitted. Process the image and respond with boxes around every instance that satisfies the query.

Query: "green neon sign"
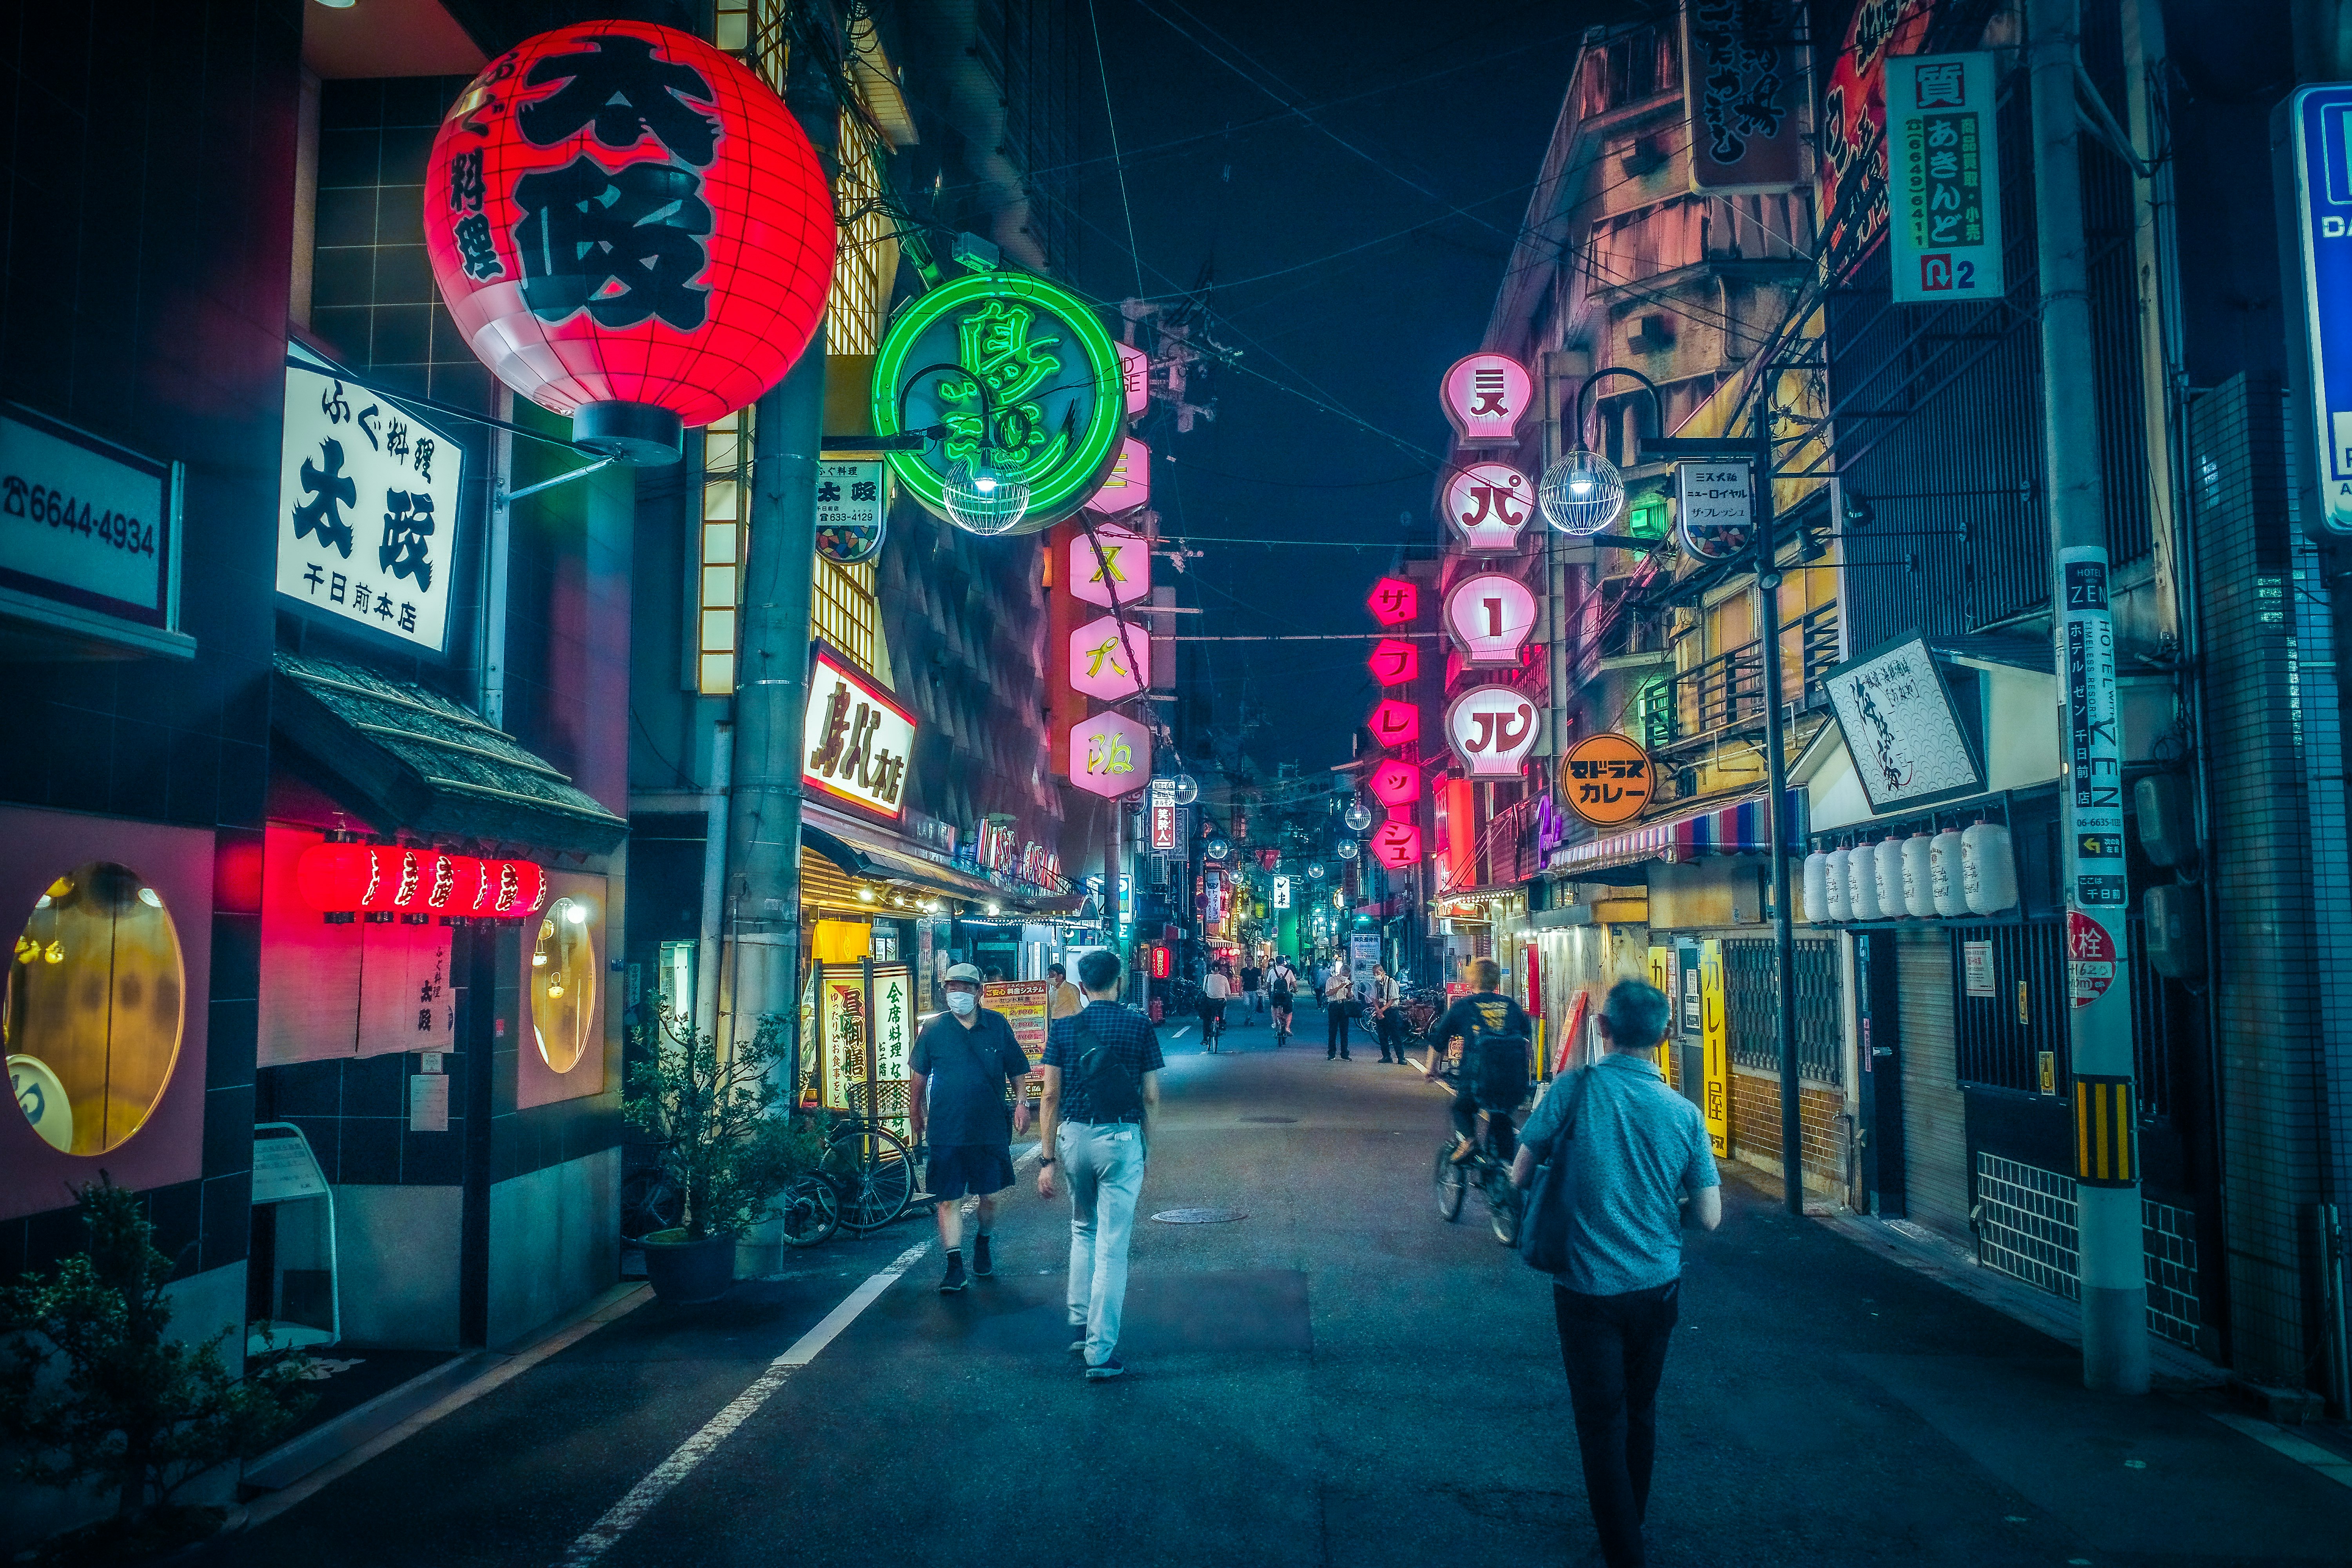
[870,272,1125,533]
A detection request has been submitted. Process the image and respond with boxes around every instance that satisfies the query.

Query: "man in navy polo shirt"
[910,962,1033,1294]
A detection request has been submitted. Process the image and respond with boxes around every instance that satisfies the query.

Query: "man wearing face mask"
[909,962,1034,1293]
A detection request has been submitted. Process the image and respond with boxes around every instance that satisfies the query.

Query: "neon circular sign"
[871,272,1125,534]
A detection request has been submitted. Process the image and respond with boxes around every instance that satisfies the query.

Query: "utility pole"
[1753,398,1805,1218]
[2030,0,2148,1394]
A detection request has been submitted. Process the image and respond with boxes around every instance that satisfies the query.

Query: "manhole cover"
[1151,1208,1249,1224]
[1238,1115,1296,1124]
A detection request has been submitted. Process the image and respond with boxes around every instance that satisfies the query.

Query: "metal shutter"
[1897,928,1971,1240]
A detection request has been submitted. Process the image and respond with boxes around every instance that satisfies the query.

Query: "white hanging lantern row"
[1824,846,1852,922]
[1902,833,1936,918]
[1930,826,1967,917]
[1961,818,2019,915]
[1872,837,1906,922]
[1801,850,1831,925]
[1846,842,1882,921]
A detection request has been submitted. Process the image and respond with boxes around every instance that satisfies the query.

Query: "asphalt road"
[231,1005,2350,1568]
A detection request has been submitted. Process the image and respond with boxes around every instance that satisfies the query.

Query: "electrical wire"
[1086,0,1148,300]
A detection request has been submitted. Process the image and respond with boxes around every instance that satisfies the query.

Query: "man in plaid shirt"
[1037,949,1163,1381]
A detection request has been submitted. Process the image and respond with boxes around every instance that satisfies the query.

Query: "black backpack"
[1464,999,1533,1112]
[1071,1014,1146,1122]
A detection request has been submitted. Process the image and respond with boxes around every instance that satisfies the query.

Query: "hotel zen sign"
[0,403,188,657]
[804,646,916,819]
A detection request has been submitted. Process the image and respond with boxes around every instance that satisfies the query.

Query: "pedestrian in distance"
[1038,949,1163,1381]
[909,962,1035,1294]
[1046,962,1085,1022]
[1371,964,1406,1063]
[1512,978,1721,1568]
[1323,964,1354,1060]
[1199,964,1232,1051]
[1241,958,1263,1016]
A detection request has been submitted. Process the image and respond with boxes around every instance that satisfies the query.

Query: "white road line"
[2206,1410,2352,1490]
[554,1239,933,1568]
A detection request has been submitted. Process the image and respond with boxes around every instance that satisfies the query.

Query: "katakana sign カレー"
[1560,733,1655,826]
[277,353,465,652]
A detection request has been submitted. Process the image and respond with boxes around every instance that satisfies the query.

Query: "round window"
[530,897,596,1073]
[5,863,185,1154]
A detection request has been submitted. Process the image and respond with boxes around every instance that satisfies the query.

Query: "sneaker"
[938,1253,968,1292]
[1450,1136,1478,1165]
[972,1235,993,1278]
[1084,1355,1126,1381]
[1069,1321,1088,1354]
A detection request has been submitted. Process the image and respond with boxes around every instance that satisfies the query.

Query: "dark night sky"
[1051,0,1592,778]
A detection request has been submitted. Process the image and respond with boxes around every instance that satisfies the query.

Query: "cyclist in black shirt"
[1424,958,1534,1163]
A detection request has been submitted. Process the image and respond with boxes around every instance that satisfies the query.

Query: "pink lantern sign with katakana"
[1367,758,1420,807]
[1068,525,1148,608]
[1443,571,1539,666]
[1367,638,1419,685]
[1369,819,1423,869]
[1444,685,1541,777]
[1070,711,1149,798]
[1069,613,1148,700]
[1441,462,1533,552]
[1367,577,1418,626]
[1368,698,1420,749]
[1439,352,1532,446]
[1083,436,1150,518]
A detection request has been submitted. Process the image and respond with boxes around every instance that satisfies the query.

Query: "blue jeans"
[1059,1120,1146,1365]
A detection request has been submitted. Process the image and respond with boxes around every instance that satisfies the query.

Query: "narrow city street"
[229,1011,2348,1568]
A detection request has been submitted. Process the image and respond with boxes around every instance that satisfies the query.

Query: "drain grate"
[1151,1208,1249,1224]
[1238,1115,1297,1124]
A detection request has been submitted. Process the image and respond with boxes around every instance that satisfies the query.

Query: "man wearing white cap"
[909,962,1034,1293]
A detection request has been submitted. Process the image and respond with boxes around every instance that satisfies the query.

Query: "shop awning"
[803,813,1008,906]
[272,653,626,855]
[1545,791,1774,877]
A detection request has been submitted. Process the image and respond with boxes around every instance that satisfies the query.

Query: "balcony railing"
[1655,601,1842,755]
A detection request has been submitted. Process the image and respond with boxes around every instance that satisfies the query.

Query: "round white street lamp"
[944,461,1031,535]
[1538,449,1624,535]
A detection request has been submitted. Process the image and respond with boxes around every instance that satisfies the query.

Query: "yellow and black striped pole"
[2074,1074,2138,1187]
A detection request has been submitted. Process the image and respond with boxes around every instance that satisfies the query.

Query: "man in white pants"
[1037,949,1163,1380]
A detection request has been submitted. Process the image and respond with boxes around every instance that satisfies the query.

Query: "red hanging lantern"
[298,844,544,916]
[423,22,837,463]
[297,842,392,913]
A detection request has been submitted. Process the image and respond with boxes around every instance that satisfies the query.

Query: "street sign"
[2058,550,2127,910]
[813,459,886,564]
[1820,634,1986,812]
[2283,85,2352,534]
[1674,462,1753,561]
[1885,54,2006,304]
[1560,733,1655,826]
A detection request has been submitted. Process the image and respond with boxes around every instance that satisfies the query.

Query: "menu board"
[985,978,1051,1105]
[818,964,913,1132]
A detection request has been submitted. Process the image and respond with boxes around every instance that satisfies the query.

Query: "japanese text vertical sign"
[1681,0,1806,192]
[2284,85,2352,534]
[1699,939,1730,1159]
[1817,0,1935,270]
[277,356,465,650]
[2060,549,2127,914]
[813,459,886,564]
[1886,54,2005,303]
[820,963,912,1126]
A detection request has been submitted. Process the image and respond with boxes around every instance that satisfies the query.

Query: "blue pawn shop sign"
[2283,85,2352,535]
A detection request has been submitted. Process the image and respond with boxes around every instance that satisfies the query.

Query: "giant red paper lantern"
[424,22,836,462]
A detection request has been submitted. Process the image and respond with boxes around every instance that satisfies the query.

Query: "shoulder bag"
[1517,1069,1594,1277]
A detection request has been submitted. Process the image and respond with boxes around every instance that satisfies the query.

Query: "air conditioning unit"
[1627,314,1675,354]
[2143,884,2205,981]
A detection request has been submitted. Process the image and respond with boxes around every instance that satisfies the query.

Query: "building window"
[530,897,597,1074]
[830,110,893,357]
[813,556,878,672]
[695,408,750,696]
[6,864,184,1154]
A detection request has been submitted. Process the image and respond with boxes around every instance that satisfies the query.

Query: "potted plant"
[624,1009,822,1304]
[0,1179,310,1566]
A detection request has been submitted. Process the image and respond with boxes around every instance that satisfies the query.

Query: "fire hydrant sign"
[2067,909,2116,1008]
[276,355,465,651]
[1886,54,2005,303]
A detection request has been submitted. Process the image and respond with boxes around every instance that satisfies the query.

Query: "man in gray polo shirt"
[1513,978,1720,1568]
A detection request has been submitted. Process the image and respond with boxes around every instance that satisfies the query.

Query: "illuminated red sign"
[1147,943,1172,980]
[1367,577,1419,626]
[424,22,836,452]
[1367,759,1420,807]
[297,844,547,917]
[1368,637,1419,685]
[1150,803,1178,851]
[1368,699,1421,748]
[1369,820,1423,869]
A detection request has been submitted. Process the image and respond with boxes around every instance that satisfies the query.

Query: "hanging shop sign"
[1068,524,1149,608]
[871,271,1125,532]
[2284,84,2352,535]
[423,22,835,460]
[1069,710,1149,799]
[1368,698,1421,749]
[1441,571,1539,667]
[1117,341,1151,417]
[0,404,183,648]
[1821,634,1985,813]
[295,844,546,918]
[1440,462,1533,553]
[818,963,913,1124]
[1368,820,1422,869]
[1817,0,1936,272]
[1885,54,2005,303]
[1438,353,1532,446]
[1367,637,1419,685]
[277,355,466,652]
[1068,612,1148,700]
[1082,437,1150,519]
[1150,801,1178,851]
[2057,550,2127,911]
[1560,733,1655,826]
[803,647,916,818]
[1367,576,1419,626]
[1698,938,1730,1158]
[1272,875,1292,910]
[813,459,887,565]
[1443,686,1541,779]
[1682,0,1807,192]
[1367,758,1420,807]
[1675,462,1753,562]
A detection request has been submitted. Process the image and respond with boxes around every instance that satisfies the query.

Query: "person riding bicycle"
[1424,958,1534,1163]
[1266,957,1296,1042]
[1198,964,1232,1051]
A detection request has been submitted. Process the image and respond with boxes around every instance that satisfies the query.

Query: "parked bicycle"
[777,1111,916,1247]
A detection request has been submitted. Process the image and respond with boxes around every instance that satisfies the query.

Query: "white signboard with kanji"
[276,355,464,651]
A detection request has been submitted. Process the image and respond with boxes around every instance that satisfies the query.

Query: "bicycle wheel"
[776,1173,839,1249]
[619,1167,682,1239]
[1433,1144,1466,1221]
[1485,1170,1523,1247]
[825,1123,916,1234]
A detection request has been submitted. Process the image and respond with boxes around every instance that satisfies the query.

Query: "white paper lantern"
[1873,837,1906,921]
[1802,850,1831,924]
[1902,833,1936,918]
[1846,842,1882,921]
[1824,848,1852,922]
[1930,827,1965,917]
[1962,818,2019,915]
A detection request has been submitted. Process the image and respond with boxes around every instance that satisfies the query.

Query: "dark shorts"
[927,1143,1016,1201]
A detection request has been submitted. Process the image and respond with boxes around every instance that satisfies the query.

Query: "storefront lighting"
[987,902,1002,916]
[859,887,876,902]
[137,887,162,908]
[1343,802,1372,832]
[533,950,548,967]
[564,902,590,926]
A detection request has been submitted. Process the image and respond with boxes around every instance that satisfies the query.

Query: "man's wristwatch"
[1037,1156,1056,1167]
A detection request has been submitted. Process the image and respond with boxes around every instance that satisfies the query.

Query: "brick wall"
[1728,1066,1844,1194]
